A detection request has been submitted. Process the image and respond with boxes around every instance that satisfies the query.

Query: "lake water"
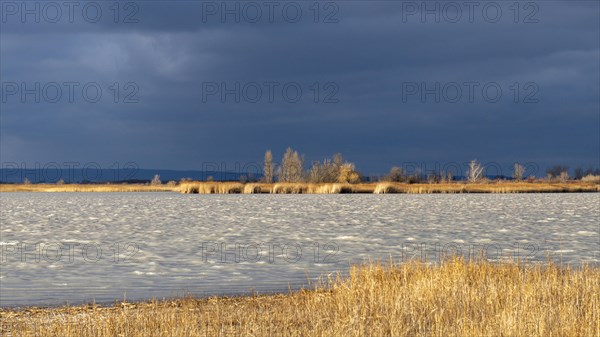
[0,192,598,307]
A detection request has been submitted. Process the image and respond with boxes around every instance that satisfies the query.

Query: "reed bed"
[178,182,245,194]
[1,259,598,337]
[177,181,599,194]
[2,181,598,194]
[0,184,178,193]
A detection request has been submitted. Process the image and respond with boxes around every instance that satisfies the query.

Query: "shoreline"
[1,259,598,336]
[1,181,598,194]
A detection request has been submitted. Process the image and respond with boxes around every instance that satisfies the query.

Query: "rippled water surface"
[1,192,598,307]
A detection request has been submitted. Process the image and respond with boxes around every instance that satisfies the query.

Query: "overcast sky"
[1,1,598,175]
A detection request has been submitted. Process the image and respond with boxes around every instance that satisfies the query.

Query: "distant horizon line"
[1,166,599,184]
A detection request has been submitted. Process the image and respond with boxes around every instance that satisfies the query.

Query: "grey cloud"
[1,1,598,173]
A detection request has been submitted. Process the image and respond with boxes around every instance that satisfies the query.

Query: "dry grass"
[1,259,598,337]
[1,181,598,194]
[582,174,600,183]
[178,181,599,194]
[178,182,245,194]
[372,182,600,194]
[0,183,178,193]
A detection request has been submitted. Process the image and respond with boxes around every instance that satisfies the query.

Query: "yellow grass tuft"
[271,183,307,194]
[178,182,244,194]
[1,259,598,336]
[242,183,262,194]
[374,183,398,194]
[582,174,600,183]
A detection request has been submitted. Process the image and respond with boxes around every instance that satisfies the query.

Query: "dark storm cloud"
[1,1,598,175]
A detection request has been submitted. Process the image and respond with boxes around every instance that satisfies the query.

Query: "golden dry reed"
[0,183,178,193]
[1,181,598,194]
[177,181,599,194]
[1,259,598,337]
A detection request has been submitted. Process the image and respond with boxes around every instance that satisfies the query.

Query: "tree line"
[263,148,360,184]
[261,148,600,184]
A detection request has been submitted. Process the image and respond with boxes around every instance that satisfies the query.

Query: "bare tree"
[584,167,600,176]
[386,166,405,182]
[558,171,569,182]
[439,170,454,183]
[338,163,360,183]
[427,173,438,184]
[306,153,360,184]
[263,150,274,183]
[332,153,343,171]
[468,160,484,183]
[325,158,339,182]
[547,165,568,179]
[574,167,584,180]
[278,147,304,182]
[513,163,525,181]
[407,168,422,184]
[151,174,161,185]
[308,160,328,183]
[309,155,353,183]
